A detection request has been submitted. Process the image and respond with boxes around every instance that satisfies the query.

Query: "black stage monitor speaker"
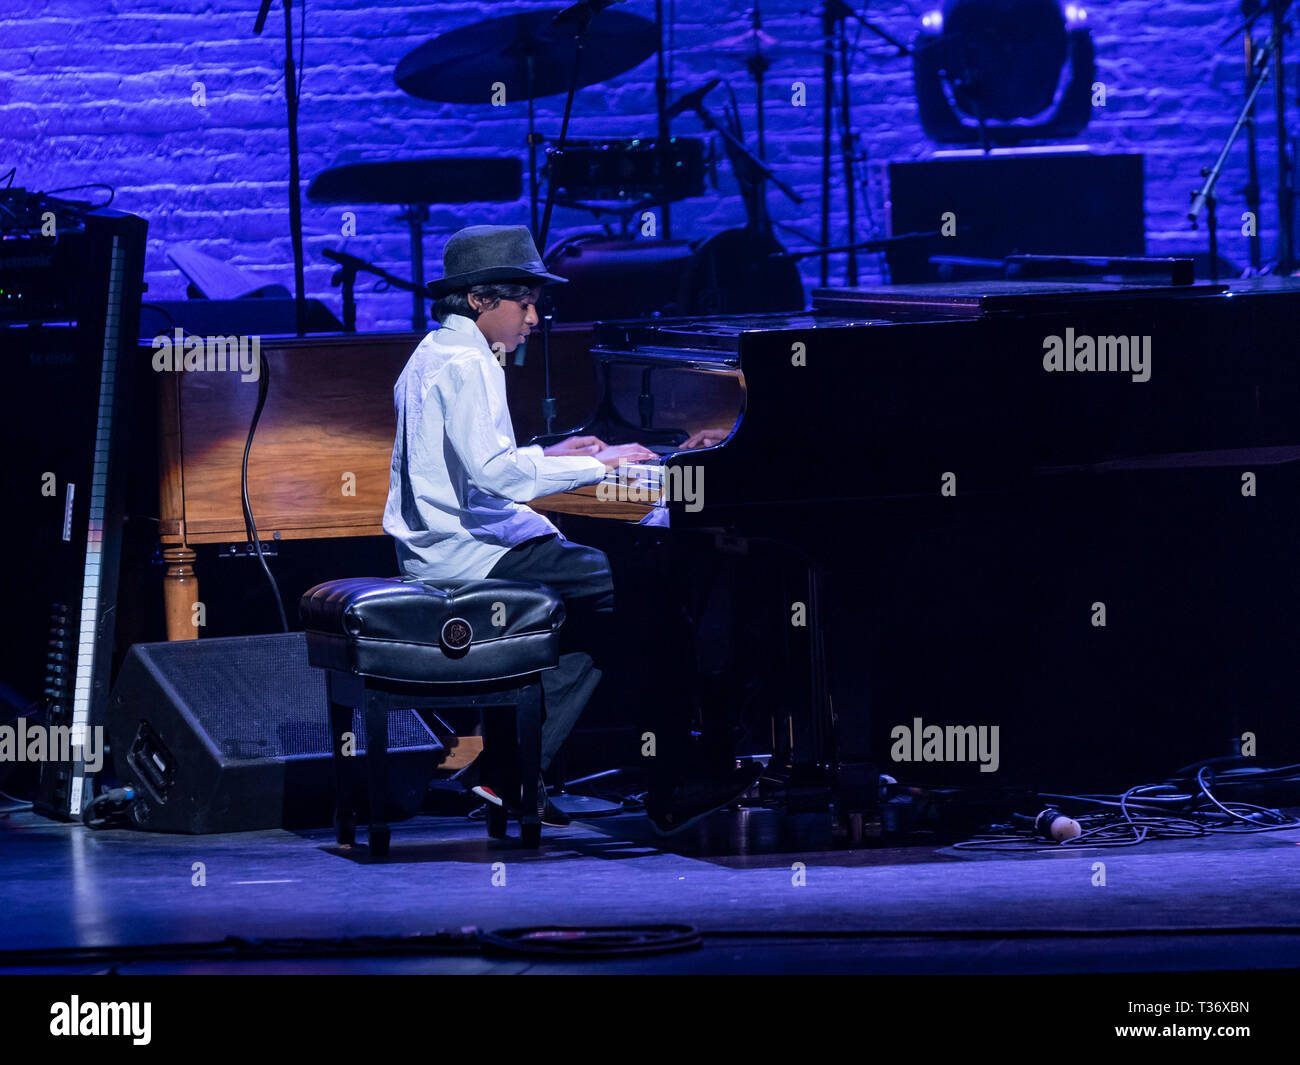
[106,632,441,833]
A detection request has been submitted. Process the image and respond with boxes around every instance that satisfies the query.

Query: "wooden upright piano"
[150,325,601,640]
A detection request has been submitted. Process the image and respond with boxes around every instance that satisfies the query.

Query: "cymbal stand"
[691,98,804,209]
[818,0,910,286]
[526,53,545,239]
[655,0,673,239]
[1244,3,1263,272]
[535,4,599,436]
[1270,0,1295,271]
[745,3,772,163]
[1217,0,1296,273]
[1190,31,1276,281]
[253,0,307,336]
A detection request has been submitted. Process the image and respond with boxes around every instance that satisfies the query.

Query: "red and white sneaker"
[471,784,504,807]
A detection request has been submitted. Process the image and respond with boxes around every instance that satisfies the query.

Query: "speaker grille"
[141,632,430,761]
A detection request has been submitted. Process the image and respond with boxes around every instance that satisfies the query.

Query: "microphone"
[667,78,722,120]
[1034,807,1082,842]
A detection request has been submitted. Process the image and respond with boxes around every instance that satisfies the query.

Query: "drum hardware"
[544,137,709,211]
[396,3,670,434]
[727,4,773,163]
[252,0,307,336]
[394,6,658,243]
[1195,0,1297,277]
[398,204,429,329]
[819,0,912,286]
[671,80,807,314]
[322,248,427,334]
[672,79,803,217]
[307,158,522,331]
[1190,18,1277,280]
[547,196,676,234]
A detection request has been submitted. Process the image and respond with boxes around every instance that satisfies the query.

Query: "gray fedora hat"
[427,224,568,298]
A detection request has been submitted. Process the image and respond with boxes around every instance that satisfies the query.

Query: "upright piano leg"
[162,545,199,642]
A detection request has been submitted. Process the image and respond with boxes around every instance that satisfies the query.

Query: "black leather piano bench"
[299,576,566,854]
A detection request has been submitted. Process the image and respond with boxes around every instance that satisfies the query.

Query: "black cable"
[41,183,115,210]
[240,350,289,632]
[479,924,701,957]
[140,302,177,334]
[1190,765,1297,831]
[82,786,136,829]
[953,761,1300,852]
[1174,756,1300,779]
[142,309,286,631]
[0,787,33,812]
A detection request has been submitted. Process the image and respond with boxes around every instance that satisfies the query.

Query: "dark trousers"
[486,534,613,771]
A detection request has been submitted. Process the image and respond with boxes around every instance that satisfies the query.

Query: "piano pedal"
[832,806,884,846]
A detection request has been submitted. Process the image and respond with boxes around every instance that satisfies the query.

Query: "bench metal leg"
[364,686,391,858]
[517,681,543,849]
[476,679,545,847]
[327,673,357,848]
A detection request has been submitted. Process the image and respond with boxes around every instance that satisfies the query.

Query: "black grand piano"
[529,274,1300,837]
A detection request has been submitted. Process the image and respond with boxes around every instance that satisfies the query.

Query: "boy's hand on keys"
[596,443,657,469]
[680,427,730,450]
[543,434,607,457]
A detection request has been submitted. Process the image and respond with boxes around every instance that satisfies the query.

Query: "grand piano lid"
[812,280,1230,317]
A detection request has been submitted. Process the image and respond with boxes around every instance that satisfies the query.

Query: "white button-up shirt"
[382,313,606,580]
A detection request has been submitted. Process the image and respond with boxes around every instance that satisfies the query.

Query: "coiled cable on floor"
[477,924,701,957]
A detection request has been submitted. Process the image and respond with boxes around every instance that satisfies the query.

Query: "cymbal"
[395,8,658,104]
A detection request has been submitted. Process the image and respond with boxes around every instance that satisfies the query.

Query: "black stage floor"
[3,803,1298,975]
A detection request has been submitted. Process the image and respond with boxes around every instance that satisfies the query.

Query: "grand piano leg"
[162,545,200,641]
[815,562,880,843]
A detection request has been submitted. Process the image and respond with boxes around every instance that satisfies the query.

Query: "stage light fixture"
[913,0,1096,146]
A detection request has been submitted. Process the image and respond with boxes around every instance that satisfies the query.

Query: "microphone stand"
[692,99,804,207]
[254,0,307,337]
[1270,0,1294,272]
[1219,0,1296,274]
[819,0,910,286]
[323,248,428,333]
[821,4,833,285]
[534,1,601,437]
[1190,32,1276,281]
[655,0,672,240]
[838,10,857,282]
[1244,2,1263,272]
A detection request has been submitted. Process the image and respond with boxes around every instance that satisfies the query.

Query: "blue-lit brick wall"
[1,0,1290,329]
